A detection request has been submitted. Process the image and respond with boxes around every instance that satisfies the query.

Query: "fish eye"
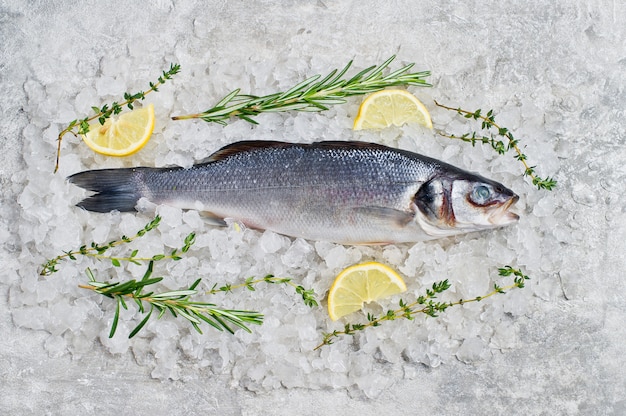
[471,185,491,204]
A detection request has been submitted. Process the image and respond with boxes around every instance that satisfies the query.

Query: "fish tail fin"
[67,168,146,213]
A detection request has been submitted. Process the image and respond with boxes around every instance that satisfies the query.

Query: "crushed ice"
[11,50,599,398]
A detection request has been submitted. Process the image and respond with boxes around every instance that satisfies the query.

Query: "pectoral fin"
[352,206,415,228]
[199,211,228,227]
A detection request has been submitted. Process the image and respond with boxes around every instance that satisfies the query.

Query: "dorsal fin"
[199,141,294,163]
[309,140,390,151]
[198,140,393,164]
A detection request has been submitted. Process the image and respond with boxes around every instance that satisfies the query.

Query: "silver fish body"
[68,140,519,244]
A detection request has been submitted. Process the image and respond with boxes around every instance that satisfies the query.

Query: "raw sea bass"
[68,140,519,244]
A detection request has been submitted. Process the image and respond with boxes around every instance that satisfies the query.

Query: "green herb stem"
[79,265,263,338]
[54,63,180,173]
[40,216,168,276]
[172,56,430,125]
[434,101,556,190]
[314,266,530,350]
[43,215,317,338]
[207,274,318,308]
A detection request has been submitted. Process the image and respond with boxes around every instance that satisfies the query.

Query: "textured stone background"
[1,0,625,414]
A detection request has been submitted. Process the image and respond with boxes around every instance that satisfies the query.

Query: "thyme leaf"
[207,274,318,308]
[42,216,317,339]
[314,266,530,350]
[434,101,557,190]
[40,216,169,276]
[54,63,180,173]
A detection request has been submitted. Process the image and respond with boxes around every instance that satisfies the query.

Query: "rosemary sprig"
[314,266,530,350]
[172,55,430,125]
[39,216,187,276]
[434,101,556,190]
[79,265,263,338]
[42,215,317,338]
[54,63,181,172]
[208,274,318,308]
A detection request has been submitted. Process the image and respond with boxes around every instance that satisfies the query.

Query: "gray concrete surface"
[1,1,625,414]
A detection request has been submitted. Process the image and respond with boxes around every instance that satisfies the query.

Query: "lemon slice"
[353,89,432,130]
[327,261,407,321]
[82,104,155,156]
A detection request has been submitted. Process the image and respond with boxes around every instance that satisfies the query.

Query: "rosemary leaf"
[172,56,430,125]
[109,297,122,338]
[128,306,153,338]
[81,274,264,338]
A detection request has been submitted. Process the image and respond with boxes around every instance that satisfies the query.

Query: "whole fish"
[68,140,519,244]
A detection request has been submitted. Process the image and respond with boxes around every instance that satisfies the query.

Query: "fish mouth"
[489,194,520,225]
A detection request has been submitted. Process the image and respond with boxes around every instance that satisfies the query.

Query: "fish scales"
[68,141,519,244]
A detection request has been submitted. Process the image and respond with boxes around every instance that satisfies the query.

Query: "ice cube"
[456,336,490,363]
[259,231,285,254]
[44,335,68,358]
[281,238,314,268]
[95,76,126,97]
[323,245,349,270]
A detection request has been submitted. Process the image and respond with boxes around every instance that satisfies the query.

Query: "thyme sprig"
[434,101,556,190]
[54,63,181,172]
[172,55,430,125]
[79,265,263,338]
[39,216,189,276]
[314,266,530,350]
[208,275,318,308]
[41,215,317,338]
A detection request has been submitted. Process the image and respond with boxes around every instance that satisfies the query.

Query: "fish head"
[413,172,519,237]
